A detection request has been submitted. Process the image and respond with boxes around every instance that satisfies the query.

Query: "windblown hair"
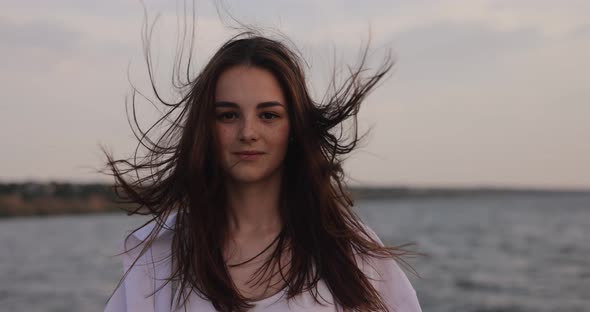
[103,12,413,312]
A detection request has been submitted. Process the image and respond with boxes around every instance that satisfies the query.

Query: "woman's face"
[214,65,290,184]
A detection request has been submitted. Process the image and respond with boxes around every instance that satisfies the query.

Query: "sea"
[1,192,589,312]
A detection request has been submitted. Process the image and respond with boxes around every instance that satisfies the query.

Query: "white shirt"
[104,212,422,312]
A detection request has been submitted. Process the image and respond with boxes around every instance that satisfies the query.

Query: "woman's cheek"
[217,125,234,146]
[275,120,290,144]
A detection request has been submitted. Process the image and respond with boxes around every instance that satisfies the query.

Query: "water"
[1,193,589,312]
[357,194,590,312]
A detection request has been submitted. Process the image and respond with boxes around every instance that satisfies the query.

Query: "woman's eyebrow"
[257,101,284,109]
[214,101,284,109]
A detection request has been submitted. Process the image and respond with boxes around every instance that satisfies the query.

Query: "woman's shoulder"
[132,211,177,241]
[113,212,176,279]
[356,223,422,311]
[105,213,177,312]
[122,211,177,252]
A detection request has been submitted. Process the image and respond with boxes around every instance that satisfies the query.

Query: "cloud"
[0,17,81,50]
[1,0,589,187]
[0,17,86,75]
[390,21,543,83]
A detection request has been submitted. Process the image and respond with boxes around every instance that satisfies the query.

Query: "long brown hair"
[103,11,414,312]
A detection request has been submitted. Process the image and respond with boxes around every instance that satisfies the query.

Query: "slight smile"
[233,151,265,160]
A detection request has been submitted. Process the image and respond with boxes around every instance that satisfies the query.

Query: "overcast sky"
[1,0,589,189]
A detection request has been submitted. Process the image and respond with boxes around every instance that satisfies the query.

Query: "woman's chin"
[228,168,282,185]
[227,171,266,184]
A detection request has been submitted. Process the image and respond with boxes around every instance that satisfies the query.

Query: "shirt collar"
[131,210,178,241]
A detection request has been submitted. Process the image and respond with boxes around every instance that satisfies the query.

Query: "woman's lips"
[233,151,265,160]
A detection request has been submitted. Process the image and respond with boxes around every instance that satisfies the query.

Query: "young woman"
[103,26,421,312]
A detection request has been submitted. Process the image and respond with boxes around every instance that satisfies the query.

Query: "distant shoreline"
[1,182,588,218]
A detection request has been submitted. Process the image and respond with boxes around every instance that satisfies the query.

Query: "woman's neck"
[225,175,282,235]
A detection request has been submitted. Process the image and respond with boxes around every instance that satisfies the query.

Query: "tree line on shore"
[1,181,581,217]
[0,182,125,217]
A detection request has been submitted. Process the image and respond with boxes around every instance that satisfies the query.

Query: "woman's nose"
[239,115,259,142]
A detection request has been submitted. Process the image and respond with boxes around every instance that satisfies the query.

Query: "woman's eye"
[261,112,279,120]
[217,112,238,121]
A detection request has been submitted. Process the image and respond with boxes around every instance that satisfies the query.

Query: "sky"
[1,0,589,189]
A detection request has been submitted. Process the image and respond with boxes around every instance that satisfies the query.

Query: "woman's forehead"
[214,65,286,108]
